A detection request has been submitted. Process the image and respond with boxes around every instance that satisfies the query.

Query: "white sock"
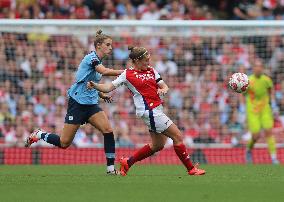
[271,153,277,160]
[107,165,114,172]
[36,130,43,139]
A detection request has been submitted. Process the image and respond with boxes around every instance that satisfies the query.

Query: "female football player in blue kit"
[25,30,123,174]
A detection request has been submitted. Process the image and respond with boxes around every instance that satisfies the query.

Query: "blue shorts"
[64,97,102,125]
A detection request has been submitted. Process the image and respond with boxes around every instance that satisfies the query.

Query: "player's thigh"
[149,132,167,151]
[60,123,80,145]
[65,97,89,125]
[247,112,261,134]
[88,111,112,134]
[261,106,273,130]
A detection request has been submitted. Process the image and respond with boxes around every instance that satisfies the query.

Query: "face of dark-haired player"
[253,60,263,77]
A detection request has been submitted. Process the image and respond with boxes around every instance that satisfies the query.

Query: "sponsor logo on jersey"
[134,71,155,81]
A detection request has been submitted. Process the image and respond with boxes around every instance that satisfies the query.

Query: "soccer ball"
[228,73,249,93]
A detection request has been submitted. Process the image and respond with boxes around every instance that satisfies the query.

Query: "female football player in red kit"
[87,46,205,176]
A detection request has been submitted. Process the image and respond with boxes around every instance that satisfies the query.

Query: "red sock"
[174,143,194,170]
[127,144,154,167]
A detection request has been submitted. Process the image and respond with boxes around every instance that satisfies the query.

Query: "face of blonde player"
[253,60,263,77]
[135,53,150,71]
[97,38,113,58]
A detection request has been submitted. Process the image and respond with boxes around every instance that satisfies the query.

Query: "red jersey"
[112,66,163,117]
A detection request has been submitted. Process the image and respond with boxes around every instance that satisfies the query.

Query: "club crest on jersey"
[134,72,154,81]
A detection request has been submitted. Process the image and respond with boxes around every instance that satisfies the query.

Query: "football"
[228,73,249,93]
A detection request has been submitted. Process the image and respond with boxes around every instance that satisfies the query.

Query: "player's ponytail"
[94,30,111,48]
[128,46,134,51]
[96,29,103,37]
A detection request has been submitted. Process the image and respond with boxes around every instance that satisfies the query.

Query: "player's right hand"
[100,93,113,103]
[87,81,96,90]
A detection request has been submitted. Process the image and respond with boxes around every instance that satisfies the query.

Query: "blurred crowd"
[1,31,284,148]
[0,0,284,20]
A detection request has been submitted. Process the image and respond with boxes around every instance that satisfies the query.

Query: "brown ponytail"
[128,46,135,51]
[94,30,111,47]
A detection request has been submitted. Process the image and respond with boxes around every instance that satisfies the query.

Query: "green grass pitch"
[0,165,283,202]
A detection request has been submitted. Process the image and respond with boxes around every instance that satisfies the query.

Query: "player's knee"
[60,138,72,149]
[252,135,259,142]
[172,133,183,144]
[265,133,273,139]
[100,127,113,134]
[151,144,164,152]
[264,129,273,137]
[60,144,69,149]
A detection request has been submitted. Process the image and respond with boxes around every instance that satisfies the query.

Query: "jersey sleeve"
[112,70,127,87]
[153,68,163,84]
[88,54,102,68]
[91,58,102,68]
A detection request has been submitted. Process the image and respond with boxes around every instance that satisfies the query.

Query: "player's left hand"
[100,93,113,103]
[157,88,168,96]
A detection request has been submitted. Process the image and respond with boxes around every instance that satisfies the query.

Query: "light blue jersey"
[68,51,102,104]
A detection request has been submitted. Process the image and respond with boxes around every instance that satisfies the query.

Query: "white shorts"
[141,105,173,133]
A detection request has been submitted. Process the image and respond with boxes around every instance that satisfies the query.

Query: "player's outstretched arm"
[87,81,116,93]
[96,64,123,76]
